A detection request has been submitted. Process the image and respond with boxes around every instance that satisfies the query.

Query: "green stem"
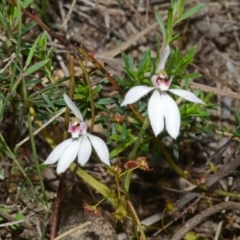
[129,116,150,160]
[123,116,150,192]
[0,134,35,191]
[77,59,95,132]
[214,190,240,199]
[22,78,48,205]
[126,197,146,240]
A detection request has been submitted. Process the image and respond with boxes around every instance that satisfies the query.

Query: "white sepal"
[87,134,110,166]
[148,90,164,136]
[121,86,154,106]
[64,93,83,121]
[78,135,92,166]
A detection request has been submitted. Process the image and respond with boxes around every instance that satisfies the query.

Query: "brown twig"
[53,221,91,240]
[171,202,240,240]
[205,156,240,187]
[50,173,65,240]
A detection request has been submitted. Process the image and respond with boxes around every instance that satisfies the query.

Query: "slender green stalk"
[126,196,146,240]
[129,116,150,160]
[77,59,95,132]
[123,116,150,192]
[21,78,48,205]
[214,190,240,199]
[0,134,35,191]
[41,210,51,240]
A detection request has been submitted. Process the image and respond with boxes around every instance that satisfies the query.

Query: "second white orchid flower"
[121,45,205,139]
[44,94,110,174]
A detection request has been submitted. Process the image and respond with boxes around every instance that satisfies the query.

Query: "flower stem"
[21,76,48,204]
[123,116,150,192]
[119,187,146,240]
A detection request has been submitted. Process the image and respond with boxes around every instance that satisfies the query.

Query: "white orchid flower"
[121,45,205,139]
[44,94,110,174]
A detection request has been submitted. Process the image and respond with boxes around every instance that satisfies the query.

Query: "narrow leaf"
[166,8,173,36]
[25,35,40,67]
[42,93,56,111]
[154,10,166,38]
[177,4,205,23]
[21,0,33,8]
[23,59,49,76]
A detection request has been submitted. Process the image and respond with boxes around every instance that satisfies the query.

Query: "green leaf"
[166,7,173,37]
[121,51,134,70]
[23,59,49,76]
[109,125,137,158]
[10,213,25,230]
[154,10,166,38]
[177,0,185,13]
[21,0,33,8]
[1,0,8,5]
[138,48,151,75]
[38,31,48,50]
[120,123,127,141]
[184,231,209,240]
[169,33,180,43]
[22,21,36,35]
[0,11,8,31]
[0,206,8,221]
[42,93,57,111]
[110,141,133,158]
[15,213,25,221]
[181,73,202,80]
[25,35,40,67]
[177,3,205,23]
[97,98,115,105]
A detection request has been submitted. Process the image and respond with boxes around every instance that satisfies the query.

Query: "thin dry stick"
[53,221,91,240]
[15,107,66,149]
[61,0,77,29]
[191,63,235,91]
[50,173,65,240]
[190,82,240,100]
[171,202,240,240]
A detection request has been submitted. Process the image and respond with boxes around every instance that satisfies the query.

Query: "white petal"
[156,45,170,73]
[162,92,180,139]
[78,135,92,166]
[121,86,154,106]
[57,139,81,174]
[44,138,73,164]
[148,90,164,136]
[64,93,83,120]
[87,134,110,166]
[168,89,205,104]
